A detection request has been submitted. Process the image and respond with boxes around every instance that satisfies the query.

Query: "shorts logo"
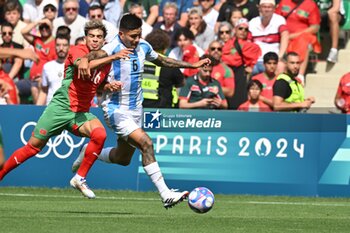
[39,128,47,136]
[143,110,162,129]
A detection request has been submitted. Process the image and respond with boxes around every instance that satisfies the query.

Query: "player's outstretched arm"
[152,55,211,68]
[0,48,38,62]
[78,49,133,80]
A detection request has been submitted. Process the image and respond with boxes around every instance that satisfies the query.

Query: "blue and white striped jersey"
[102,36,158,110]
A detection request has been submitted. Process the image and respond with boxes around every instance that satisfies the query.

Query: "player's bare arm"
[152,55,211,68]
[0,48,38,62]
[78,49,133,80]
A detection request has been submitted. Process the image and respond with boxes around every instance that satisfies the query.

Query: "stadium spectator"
[153,2,183,49]
[208,40,235,98]
[217,22,233,44]
[57,0,90,19]
[1,0,30,48]
[334,72,350,113]
[86,3,118,43]
[179,54,228,109]
[273,52,315,112]
[168,27,205,77]
[158,0,194,27]
[222,18,261,109]
[318,0,345,63]
[198,0,219,30]
[22,0,45,23]
[128,4,153,39]
[275,0,321,84]
[0,67,19,104]
[249,0,288,75]
[142,29,184,108]
[56,25,71,38]
[0,22,24,80]
[186,7,215,51]
[215,0,259,32]
[72,14,211,208]
[122,0,159,26]
[238,79,271,112]
[21,18,57,104]
[252,52,278,109]
[53,0,87,45]
[229,7,243,30]
[42,0,58,22]
[36,34,69,106]
[90,0,123,27]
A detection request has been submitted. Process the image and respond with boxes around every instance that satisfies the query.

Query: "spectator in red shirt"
[208,40,235,98]
[275,0,321,83]
[221,18,261,109]
[21,18,57,104]
[238,79,271,112]
[252,52,278,109]
[0,69,19,104]
[334,72,350,113]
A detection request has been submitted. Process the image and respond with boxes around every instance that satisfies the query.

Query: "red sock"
[0,143,41,180]
[77,127,106,178]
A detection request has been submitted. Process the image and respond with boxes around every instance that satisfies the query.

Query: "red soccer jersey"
[29,37,57,80]
[61,44,111,112]
[0,70,19,104]
[212,62,235,90]
[275,0,321,34]
[252,73,276,100]
[238,100,272,112]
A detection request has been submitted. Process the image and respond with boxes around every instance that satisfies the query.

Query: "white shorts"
[102,105,142,141]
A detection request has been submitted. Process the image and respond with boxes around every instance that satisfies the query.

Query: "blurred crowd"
[0,0,347,112]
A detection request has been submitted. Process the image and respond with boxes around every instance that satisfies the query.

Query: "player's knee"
[90,127,107,145]
[140,136,153,152]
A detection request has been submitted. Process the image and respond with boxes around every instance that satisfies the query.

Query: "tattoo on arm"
[86,50,108,61]
[152,55,194,68]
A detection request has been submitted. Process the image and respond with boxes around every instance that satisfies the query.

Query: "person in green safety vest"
[272,52,315,112]
[142,29,185,108]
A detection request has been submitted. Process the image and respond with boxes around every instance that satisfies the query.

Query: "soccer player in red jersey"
[0,20,132,199]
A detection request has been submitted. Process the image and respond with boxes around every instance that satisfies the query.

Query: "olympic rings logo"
[20,121,86,159]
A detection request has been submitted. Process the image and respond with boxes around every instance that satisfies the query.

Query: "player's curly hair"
[84,20,107,38]
[145,29,170,52]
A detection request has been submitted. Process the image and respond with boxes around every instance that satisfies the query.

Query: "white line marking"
[0,192,349,207]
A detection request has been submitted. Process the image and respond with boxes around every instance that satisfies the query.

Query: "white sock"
[143,162,169,197]
[330,48,338,52]
[98,147,112,163]
[74,174,84,181]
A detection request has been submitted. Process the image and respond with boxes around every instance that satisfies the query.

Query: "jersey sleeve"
[102,40,117,56]
[41,64,49,87]
[141,40,158,61]
[66,45,87,66]
[273,79,291,99]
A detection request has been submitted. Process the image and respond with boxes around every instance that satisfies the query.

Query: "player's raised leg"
[0,136,45,181]
[70,118,106,199]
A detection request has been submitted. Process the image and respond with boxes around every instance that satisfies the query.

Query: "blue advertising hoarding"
[0,105,348,197]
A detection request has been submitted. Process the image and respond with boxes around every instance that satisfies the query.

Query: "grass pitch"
[0,187,349,233]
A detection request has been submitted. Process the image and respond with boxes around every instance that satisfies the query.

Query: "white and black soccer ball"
[188,187,214,214]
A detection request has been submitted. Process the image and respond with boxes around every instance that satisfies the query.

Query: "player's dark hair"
[174,27,195,41]
[247,79,263,91]
[1,21,14,30]
[145,29,170,52]
[84,19,107,38]
[89,4,103,12]
[263,52,278,63]
[119,13,142,31]
[56,25,71,41]
[286,51,299,60]
[200,54,219,67]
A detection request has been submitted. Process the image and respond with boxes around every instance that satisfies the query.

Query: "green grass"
[0,187,350,233]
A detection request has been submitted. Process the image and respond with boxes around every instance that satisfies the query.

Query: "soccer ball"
[188,187,214,214]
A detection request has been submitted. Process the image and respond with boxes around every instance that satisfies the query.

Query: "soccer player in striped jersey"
[0,20,132,199]
[72,14,211,208]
